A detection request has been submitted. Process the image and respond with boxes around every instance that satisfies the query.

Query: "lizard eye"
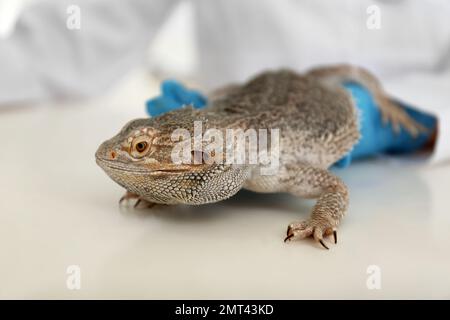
[136,142,147,152]
[130,136,151,158]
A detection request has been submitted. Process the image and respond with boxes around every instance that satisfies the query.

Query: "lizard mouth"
[95,157,200,175]
[95,157,148,173]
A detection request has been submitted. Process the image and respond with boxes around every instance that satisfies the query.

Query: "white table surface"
[1,70,449,299]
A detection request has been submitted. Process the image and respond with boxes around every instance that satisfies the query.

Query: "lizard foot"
[377,97,428,137]
[284,220,337,250]
[119,191,157,209]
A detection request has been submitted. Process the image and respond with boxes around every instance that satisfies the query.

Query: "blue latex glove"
[333,83,436,168]
[145,79,436,168]
[146,80,207,117]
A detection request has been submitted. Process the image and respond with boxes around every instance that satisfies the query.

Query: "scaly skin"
[96,65,424,249]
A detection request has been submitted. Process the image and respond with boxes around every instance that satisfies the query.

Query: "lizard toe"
[119,191,140,205]
[284,220,313,242]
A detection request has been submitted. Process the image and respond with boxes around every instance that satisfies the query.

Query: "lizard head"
[95,107,249,205]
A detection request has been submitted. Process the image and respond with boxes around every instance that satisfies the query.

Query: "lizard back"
[210,70,360,167]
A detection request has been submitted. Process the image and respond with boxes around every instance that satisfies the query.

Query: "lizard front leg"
[281,165,348,249]
[119,191,158,209]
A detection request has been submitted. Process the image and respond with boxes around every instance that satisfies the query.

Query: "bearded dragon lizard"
[96,65,424,249]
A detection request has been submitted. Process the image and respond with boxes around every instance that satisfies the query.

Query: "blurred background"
[1,0,450,299]
[0,0,197,73]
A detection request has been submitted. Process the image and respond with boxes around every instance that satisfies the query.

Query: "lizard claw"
[319,239,329,250]
[284,234,294,243]
[134,199,142,208]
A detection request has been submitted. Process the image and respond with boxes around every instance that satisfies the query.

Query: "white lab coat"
[1,0,449,163]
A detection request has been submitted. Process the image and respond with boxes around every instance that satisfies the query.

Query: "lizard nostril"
[110,151,116,159]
